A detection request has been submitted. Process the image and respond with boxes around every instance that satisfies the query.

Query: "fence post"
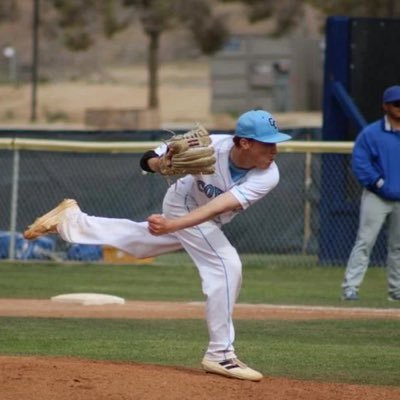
[302,132,312,254]
[9,147,20,260]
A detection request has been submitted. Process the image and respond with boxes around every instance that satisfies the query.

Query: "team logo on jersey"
[197,180,224,198]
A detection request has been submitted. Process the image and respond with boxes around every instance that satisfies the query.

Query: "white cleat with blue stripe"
[201,357,263,381]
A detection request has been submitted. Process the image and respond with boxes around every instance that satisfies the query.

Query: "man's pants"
[342,190,400,296]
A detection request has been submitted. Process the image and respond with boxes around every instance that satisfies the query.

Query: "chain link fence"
[0,133,387,267]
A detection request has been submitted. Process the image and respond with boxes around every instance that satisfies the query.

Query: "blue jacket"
[352,118,400,201]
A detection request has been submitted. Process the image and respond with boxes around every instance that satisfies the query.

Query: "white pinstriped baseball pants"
[58,186,242,361]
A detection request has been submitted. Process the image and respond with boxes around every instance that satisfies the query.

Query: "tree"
[219,0,304,37]
[49,0,131,51]
[47,0,229,109]
[306,0,399,18]
[0,0,18,23]
[221,0,400,36]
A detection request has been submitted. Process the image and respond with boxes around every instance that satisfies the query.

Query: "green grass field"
[0,256,399,386]
[0,253,398,307]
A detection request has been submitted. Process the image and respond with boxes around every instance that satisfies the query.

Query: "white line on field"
[188,302,400,315]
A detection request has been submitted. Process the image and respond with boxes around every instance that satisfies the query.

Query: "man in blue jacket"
[342,85,400,301]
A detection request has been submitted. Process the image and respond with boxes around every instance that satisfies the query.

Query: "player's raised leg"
[24,198,78,240]
[24,199,183,258]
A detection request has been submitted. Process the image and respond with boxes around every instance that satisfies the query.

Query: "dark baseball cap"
[383,85,400,103]
[236,110,291,143]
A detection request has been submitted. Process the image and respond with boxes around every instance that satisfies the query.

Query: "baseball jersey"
[155,134,280,225]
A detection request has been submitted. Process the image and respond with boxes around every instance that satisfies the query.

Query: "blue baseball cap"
[236,110,291,143]
[383,85,400,103]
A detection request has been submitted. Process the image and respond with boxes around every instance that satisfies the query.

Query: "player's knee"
[228,253,242,277]
[130,248,152,258]
[230,257,243,290]
[198,252,242,296]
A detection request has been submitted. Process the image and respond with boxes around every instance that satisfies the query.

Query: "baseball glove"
[159,124,216,176]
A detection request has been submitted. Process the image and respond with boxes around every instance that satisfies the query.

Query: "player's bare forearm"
[147,192,241,235]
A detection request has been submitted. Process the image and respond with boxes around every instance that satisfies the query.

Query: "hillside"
[0,1,322,128]
[0,1,322,81]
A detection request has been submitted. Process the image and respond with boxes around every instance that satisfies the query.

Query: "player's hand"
[147,214,174,235]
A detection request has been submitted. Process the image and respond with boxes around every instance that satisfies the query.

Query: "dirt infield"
[0,299,399,320]
[2,356,400,400]
[1,300,399,400]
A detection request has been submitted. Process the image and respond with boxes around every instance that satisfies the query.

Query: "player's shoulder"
[210,133,234,146]
[236,162,280,197]
[248,162,280,183]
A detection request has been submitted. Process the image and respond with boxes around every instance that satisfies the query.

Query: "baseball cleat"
[201,357,263,381]
[388,293,400,301]
[341,290,359,301]
[23,199,79,240]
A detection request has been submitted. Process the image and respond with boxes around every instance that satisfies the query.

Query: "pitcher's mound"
[51,293,125,306]
[2,356,400,400]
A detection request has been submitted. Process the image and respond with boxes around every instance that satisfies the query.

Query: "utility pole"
[31,0,40,122]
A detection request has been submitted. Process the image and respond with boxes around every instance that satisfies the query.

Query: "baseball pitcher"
[24,109,291,381]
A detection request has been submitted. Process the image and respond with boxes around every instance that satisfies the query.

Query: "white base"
[51,293,125,306]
